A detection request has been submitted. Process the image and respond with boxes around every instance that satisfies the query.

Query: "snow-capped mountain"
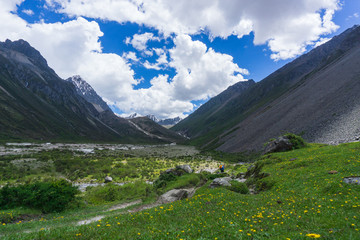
[66,75,111,113]
[157,117,182,126]
[126,113,182,126]
[146,114,159,123]
[126,113,143,119]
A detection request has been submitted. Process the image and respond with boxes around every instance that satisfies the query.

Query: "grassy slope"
[2,142,360,239]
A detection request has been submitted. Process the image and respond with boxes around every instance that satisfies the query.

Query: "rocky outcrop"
[343,176,360,185]
[176,165,193,173]
[157,188,195,204]
[209,177,232,188]
[263,136,293,154]
[104,176,113,183]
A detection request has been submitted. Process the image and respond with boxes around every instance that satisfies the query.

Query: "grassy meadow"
[0,142,359,239]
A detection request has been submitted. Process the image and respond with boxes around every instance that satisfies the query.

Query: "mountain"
[126,113,182,127]
[171,79,256,139]
[146,114,159,123]
[129,117,184,143]
[126,113,143,119]
[0,39,183,143]
[157,117,182,127]
[173,25,360,152]
[66,75,111,113]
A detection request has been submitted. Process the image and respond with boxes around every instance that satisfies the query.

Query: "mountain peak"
[0,39,49,71]
[67,75,111,113]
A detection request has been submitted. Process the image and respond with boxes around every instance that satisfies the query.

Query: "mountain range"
[126,113,182,127]
[172,25,360,152]
[0,39,183,143]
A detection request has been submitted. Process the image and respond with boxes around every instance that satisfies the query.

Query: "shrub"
[255,178,275,191]
[0,180,79,213]
[284,133,306,149]
[226,181,249,194]
[85,181,153,205]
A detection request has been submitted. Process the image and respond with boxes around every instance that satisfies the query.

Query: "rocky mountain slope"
[66,75,111,113]
[0,39,183,143]
[173,25,360,152]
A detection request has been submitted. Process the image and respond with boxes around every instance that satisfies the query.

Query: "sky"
[0,0,359,119]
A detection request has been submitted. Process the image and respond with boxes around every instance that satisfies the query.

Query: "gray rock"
[209,177,232,188]
[176,165,193,173]
[157,189,189,204]
[343,176,360,185]
[263,136,293,154]
[104,176,113,183]
[196,168,218,174]
[234,178,247,183]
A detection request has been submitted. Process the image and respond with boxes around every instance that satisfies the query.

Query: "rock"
[343,176,360,185]
[355,136,360,141]
[195,168,218,174]
[264,136,293,154]
[209,177,232,188]
[289,158,297,161]
[157,189,189,204]
[328,170,338,174]
[162,167,186,177]
[176,165,193,173]
[236,172,246,178]
[104,176,113,183]
[234,178,247,183]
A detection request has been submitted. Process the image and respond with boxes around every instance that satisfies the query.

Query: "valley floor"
[1,142,360,239]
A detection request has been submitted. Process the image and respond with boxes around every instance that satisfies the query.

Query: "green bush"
[226,181,249,194]
[85,181,153,205]
[153,172,177,189]
[163,174,203,193]
[284,133,306,149]
[256,178,275,191]
[0,180,79,213]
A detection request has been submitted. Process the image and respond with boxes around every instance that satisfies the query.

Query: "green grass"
[1,142,359,239]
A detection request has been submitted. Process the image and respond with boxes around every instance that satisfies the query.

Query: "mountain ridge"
[172,25,360,151]
[0,39,183,143]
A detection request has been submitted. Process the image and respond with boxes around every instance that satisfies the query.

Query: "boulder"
[264,136,293,154]
[234,178,247,183]
[209,177,232,188]
[343,176,360,185]
[104,176,113,183]
[176,165,193,173]
[157,189,189,204]
[195,168,218,174]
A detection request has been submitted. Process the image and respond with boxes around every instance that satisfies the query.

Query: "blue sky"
[1,0,359,119]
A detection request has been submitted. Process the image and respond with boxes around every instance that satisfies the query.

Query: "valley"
[0,141,359,239]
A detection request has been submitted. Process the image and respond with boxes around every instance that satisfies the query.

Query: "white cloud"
[49,0,340,60]
[314,37,331,48]
[0,0,343,119]
[122,51,139,62]
[22,9,34,15]
[112,34,249,119]
[126,32,159,53]
[170,34,248,101]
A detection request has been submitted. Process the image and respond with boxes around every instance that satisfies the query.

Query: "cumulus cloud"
[125,32,160,53]
[314,37,331,48]
[0,3,248,119]
[169,34,248,101]
[0,0,343,119]
[22,9,34,15]
[49,0,340,60]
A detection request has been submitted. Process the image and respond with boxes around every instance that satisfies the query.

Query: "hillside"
[0,39,182,144]
[173,25,360,151]
[2,142,359,239]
